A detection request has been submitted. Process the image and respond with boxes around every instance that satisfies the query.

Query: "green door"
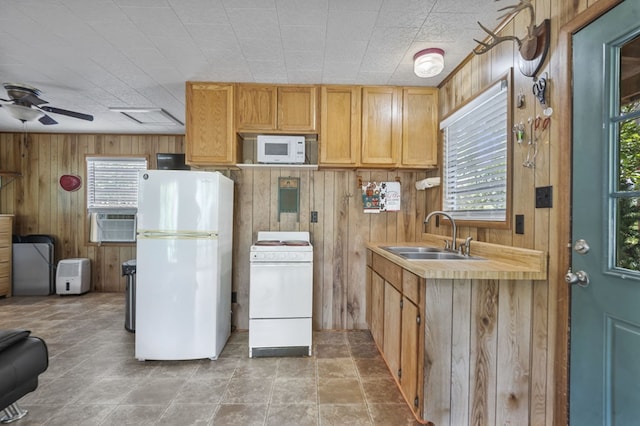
[571,1,640,424]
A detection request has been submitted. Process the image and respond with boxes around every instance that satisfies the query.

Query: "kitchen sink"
[381,246,484,261]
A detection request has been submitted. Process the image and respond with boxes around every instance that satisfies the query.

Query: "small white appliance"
[257,135,305,164]
[249,231,313,357]
[135,170,234,361]
[56,258,90,295]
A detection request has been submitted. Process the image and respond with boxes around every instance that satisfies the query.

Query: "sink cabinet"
[367,250,424,419]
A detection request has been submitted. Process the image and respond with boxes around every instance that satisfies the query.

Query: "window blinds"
[440,80,508,221]
[86,157,147,210]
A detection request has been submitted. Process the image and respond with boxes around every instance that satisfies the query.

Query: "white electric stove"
[249,231,313,357]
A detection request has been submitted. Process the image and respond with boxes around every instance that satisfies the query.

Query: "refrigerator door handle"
[137,231,219,239]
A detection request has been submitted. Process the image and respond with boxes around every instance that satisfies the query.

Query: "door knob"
[565,268,589,287]
[573,239,590,254]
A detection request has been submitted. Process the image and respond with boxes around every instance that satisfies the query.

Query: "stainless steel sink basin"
[381,246,484,260]
[381,246,444,253]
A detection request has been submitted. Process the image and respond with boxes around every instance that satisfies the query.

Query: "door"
[571,2,640,424]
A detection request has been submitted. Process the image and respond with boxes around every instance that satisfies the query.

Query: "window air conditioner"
[91,213,137,242]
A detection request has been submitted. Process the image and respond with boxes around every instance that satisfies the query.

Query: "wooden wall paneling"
[423,278,453,425]
[278,169,300,231]
[450,279,472,426]
[252,168,271,237]
[299,170,310,233]
[333,171,349,329]
[311,170,325,330]
[269,169,280,230]
[469,279,498,426]
[530,279,550,425]
[347,171,367,329]
[232,168,252,330]
[321,171,335,329]
[495,279,532,425]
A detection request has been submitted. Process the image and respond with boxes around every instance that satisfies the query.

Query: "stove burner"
[283,240,310,246]
[254,240,285,246]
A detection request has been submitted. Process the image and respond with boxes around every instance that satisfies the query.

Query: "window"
[86,156,147,242]
[439,76,510,222]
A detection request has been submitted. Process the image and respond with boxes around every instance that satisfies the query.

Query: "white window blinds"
[86,157,147,211]
[440,79,508,221]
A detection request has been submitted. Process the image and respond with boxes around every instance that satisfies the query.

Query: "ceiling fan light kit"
[0,82,94,125]
[413,48,445,78]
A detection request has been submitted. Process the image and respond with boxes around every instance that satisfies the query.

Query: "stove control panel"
[250,251,313,262]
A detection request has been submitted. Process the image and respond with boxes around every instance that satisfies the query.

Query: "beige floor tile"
[318,378,365,404]
[319,403,372,425]
[212,403,268,425]
[266,404,318,426]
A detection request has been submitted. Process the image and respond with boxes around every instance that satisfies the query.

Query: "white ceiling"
[0,0,504,134]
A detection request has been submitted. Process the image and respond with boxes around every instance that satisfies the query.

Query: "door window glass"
[614,34,640,272]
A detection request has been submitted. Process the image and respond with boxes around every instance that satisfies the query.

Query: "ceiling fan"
[0,83,93,125]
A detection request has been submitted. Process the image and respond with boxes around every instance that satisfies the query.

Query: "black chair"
[0,330,48,423]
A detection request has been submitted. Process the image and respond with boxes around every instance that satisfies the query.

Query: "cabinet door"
[401,297,423,417]
[319,85,360,166]
[370,271,385,348]
[0,216,12,297]
[278,86,317,132]
[236,84,277,131]
[361,86,401,166]
[384,282,402,380]
[185,83,236,165]
[402,87,438,168]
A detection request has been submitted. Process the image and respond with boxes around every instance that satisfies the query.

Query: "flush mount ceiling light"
[108,107,183,126]
[413,48,445,78]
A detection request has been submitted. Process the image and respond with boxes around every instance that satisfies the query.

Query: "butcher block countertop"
[367,234,548,281]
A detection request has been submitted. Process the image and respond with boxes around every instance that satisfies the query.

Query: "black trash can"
[121,259,136,332]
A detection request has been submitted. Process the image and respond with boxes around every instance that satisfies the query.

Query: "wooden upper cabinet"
[402,87,438,168]
[361,86,401,167]
[319,85,361,166]
[236,84,317,133]
[236,84,277,131]
[278,86,317,132]
[185,82,236,165]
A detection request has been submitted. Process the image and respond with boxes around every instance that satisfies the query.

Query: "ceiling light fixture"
[3,104,44,122]
[413,48,445,78]
[108,107,183,126]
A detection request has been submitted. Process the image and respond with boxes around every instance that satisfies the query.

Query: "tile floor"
[0,293,421,425]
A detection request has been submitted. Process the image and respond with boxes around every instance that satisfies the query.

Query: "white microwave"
[257,135,305,164]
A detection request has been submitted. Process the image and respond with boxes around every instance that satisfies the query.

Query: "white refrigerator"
[135,170,234,361]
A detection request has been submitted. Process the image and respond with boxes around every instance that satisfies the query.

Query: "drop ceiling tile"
[326,9,378,41]
[284,50,324,70]
[329,0,382,11]
[376,0,436,27]
[322,61,360,82]
[59,0,129,23]
[247,60,287,82]
[355,71,392,85]
[227,8,280,39]
[185,24,241,51]
[366,27,419,52]
[90,22,157,50]
[238,37,284,62]
[324,39,368,63]
[286,69,323,84]
[360,50,404,74]
[281,25,326,51]
[168,0,230,25]
[222,0,276,9]
[276,0,328,26]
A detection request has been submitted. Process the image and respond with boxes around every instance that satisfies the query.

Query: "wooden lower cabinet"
[367,251,424,420]
[0,215,13,297]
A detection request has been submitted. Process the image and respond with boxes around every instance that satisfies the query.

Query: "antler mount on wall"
[473,0,550,78]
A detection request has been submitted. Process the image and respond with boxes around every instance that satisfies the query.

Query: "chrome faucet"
[424,211,457,252]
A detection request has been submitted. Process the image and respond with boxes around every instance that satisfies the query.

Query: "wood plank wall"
[0,133,184,293]
[0,132,427,331]
[435,0,606,425]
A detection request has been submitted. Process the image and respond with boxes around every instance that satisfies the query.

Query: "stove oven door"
[249,261,312,318]
[249,260,313,356]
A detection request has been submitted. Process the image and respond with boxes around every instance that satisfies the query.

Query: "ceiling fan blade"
[39,106,93,121]
[39,114,58,125]
[21,93,48,106]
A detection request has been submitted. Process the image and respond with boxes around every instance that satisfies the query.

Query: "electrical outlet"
[310,211,318,223]
[515,214,525,234]
[535,186,553,208]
